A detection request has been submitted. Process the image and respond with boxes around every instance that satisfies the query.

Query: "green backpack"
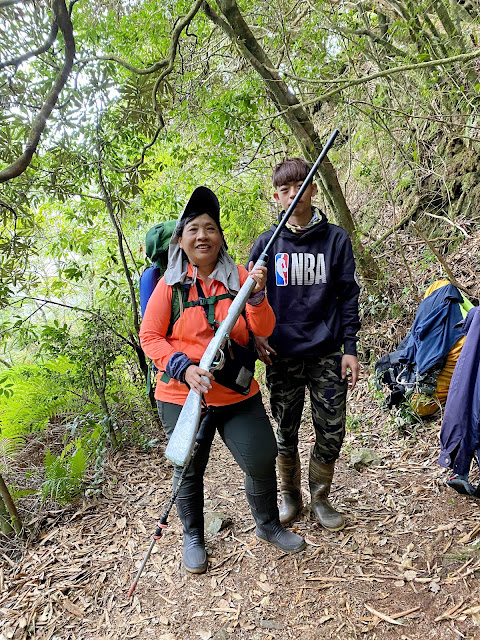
[141,221,184,325]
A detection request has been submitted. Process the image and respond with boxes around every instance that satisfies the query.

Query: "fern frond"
[69,446,88,481]
[42,443,88,505]
[0,435,25,463]
[0,359,78,445]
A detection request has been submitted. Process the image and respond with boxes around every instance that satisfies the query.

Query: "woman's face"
[178,213,223,270]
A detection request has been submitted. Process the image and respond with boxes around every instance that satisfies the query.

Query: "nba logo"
[275,253,289,286]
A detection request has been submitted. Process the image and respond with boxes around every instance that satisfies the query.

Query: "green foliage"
[1,2,480,519]
[346,415,363,433]
[43,442,89,505]
[390,401,424,438]
[42,411,110,503]
[0,359,77,459]
[364,292,391,321]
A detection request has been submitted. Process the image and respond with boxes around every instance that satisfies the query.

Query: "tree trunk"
[131,335,158,415]
[0,473,23,536]
[96,133,141,334]
[90,360,119,448]
[206,0,382,285]
[0,493,14,536]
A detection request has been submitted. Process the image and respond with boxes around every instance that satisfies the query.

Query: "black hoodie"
[248,209,360,358]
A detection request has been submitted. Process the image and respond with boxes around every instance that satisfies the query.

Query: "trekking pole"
[127,439,199,598]
[128,406,213,597]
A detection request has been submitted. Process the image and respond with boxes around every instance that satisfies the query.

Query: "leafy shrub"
[0,358,79,465]
[42,442,88,504]
[41,414,108,503]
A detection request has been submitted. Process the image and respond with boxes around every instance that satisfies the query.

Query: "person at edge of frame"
[248,158,361,532]
[139,186,306,575]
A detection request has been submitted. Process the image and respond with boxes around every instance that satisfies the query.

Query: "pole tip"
[127,582,137,598]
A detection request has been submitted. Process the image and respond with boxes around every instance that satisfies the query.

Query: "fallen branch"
[411,222,475,299]
[434,599,465,621]
[425,213,469,238]
[364,603,403,625]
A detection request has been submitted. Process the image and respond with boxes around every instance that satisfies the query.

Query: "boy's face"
[273,181,317,219]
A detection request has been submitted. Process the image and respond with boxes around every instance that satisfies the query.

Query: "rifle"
[165,129,340,467]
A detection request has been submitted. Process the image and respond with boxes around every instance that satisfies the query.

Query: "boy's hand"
[185,365,214,395]
[248,261,267,293]
[341,354,359,390]
[254,336,276,365]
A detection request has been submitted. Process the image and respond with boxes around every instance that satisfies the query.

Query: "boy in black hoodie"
[248,158,360,531]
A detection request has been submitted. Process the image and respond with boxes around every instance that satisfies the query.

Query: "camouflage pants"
[266,351,347,464]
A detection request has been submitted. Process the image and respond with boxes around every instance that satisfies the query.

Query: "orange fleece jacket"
[139,264,275,406]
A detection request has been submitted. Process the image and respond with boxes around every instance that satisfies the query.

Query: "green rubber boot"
[309,456,345,532]
[277,452,303,525]
[246,486,306,553]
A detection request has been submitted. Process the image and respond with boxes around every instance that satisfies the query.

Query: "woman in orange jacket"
[140,186,305,574]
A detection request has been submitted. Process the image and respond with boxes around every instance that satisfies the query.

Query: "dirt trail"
[1,382,480,640]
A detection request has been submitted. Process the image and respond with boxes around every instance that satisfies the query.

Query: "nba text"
[275,253,327,286]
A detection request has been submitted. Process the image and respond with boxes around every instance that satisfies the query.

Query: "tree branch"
[0,20,58,70]
[411,221,474,298]
[108,125,163,173]
[302,49,480,108]
[330,23,408,58]
[0,0,24,7]
[0,0,75,183]
[8,296,139,350]
[150,0,204,118]
[425,212,469,238]
[77,0,203,77]
[432,0,464,52]
[79,54,168,76]
[205,0,382,284]
[96,126,141,334]
[80,0,203,172]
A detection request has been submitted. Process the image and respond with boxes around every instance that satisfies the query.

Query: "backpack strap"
[160,283,191,384]
[168,283,191,335]
[159,283,235,385]
[192,281,233,329]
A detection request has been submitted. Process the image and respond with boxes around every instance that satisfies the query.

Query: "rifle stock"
[165,129,339,467]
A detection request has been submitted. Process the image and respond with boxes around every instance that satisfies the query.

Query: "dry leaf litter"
[1,228,480,640]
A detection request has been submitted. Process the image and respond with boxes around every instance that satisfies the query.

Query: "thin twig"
[425,212,469,237]
[411,222,474,298]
